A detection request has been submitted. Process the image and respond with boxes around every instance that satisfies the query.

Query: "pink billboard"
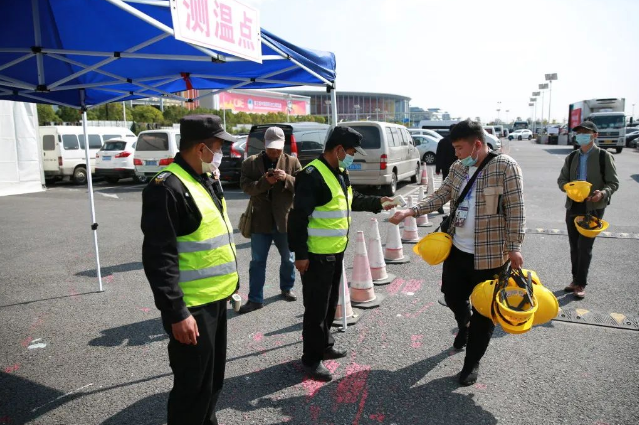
[219,92,308,115]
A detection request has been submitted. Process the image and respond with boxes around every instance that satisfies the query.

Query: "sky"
[243,0,639,124]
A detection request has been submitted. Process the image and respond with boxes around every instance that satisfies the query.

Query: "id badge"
[454,201,469,227]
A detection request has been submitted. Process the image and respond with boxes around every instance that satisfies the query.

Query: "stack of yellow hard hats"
[413,232,452,265]
[574,215,609,238]
[563,181,592,202]
[470,268,558,334]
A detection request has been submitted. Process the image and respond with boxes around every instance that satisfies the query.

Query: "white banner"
[171,0,261,63]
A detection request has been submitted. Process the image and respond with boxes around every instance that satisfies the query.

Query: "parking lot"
[1,140,638,425]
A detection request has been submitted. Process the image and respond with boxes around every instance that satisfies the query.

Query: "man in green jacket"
[557,121,619,298]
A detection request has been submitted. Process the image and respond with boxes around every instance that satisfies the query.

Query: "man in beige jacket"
[238,127,302,313]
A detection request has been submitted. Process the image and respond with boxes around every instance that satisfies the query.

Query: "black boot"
[458,362,479,386]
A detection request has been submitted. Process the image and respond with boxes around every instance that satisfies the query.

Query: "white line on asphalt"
[96,192,119,199]
[31,383,94,412]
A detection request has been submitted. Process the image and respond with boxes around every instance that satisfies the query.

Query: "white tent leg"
[330,86,338,127]
[82,111,103,292]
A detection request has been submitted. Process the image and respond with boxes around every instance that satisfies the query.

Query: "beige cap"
[264,126,285,150]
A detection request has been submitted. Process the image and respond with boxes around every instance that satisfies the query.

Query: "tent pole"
[81,109,103,292]
[330,86,338,127]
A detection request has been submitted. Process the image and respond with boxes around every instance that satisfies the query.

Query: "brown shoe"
[574,286,586,298]
[564,282,577,292]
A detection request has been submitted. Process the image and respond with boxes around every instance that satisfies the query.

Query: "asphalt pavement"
[1,140,638,425]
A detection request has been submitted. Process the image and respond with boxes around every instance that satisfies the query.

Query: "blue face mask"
[338,148,354,169]
[575,134,592,146]
[460,145,478,167]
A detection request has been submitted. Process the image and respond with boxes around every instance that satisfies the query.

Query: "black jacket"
[435,136,457,176]
[141,153,237,324]
[287,155,383,260]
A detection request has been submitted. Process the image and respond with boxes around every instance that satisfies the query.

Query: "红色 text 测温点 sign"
[171,0,261,63]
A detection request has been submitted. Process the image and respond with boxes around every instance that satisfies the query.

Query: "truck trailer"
[568,98,626,153]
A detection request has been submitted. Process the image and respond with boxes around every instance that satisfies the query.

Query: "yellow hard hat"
[470,279,497,321]
[574,215,609,238]
[563,181,592,202]
[493,270,537,334]
[518,269,558,326]
[413,232,452,265]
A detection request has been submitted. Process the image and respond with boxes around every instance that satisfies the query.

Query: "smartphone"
[267,167,274,177]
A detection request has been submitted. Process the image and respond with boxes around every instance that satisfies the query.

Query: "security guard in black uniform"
[288,126,392,381]
[141,115,238,425]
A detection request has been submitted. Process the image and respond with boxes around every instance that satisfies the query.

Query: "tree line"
[36,104,327,134]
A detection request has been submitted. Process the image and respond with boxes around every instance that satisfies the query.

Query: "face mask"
[338,148,354,169]
[575,134,592,146]
[201,145,222,174]
[460,145,478,167]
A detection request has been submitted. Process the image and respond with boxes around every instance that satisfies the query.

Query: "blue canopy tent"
[0,0,340,299]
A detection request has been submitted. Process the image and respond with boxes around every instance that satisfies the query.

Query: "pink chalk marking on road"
[402,279,423,294]
[387,277,405,295]
[353,386,369,425]
[4,364,20,373]
[139,307,151,313]
[405,302,435,318]
[21,337,33,348]
[310,405,320,421]
[335,363,371,404]
[474,383,487,390]
[369,412,385,422]
[29,316,45,331]
[104,275,114,284]
[411,335,423,348]
[253,332,264,342]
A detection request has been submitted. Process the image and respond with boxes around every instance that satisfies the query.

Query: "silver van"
[337,121,421,195]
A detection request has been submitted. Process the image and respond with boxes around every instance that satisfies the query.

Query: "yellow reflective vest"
[164,163,238,307]
[306,159,353,254]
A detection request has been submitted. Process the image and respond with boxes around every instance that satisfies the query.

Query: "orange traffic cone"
[367,218,396,285]
[350,231,384,308]
[333,263,362,328]
[416,189,433,228]
[420,165,429,186]
[384,220,410,264]
[401,197,420,243]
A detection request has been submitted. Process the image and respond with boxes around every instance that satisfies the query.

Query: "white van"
[40,126,136,184]
[133,129,181,179]
[337,121,421,196]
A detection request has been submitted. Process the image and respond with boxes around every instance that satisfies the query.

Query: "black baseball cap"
[180,115,236,144]
[324,126,367,155]
[573,121,598,133]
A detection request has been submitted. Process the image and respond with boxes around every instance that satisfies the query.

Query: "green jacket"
[557,145,619,210]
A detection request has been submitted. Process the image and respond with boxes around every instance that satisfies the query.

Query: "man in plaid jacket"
[391,119,525,386]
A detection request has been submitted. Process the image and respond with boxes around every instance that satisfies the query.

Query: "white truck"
[568,98,626,153]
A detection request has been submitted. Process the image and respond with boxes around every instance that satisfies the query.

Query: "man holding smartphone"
[239,127,301,313]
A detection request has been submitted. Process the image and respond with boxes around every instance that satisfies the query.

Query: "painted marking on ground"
[524,228,639,239]
[27,338,46,350]
[96,192,119,199]
[4,364,20,373]
[31,383,94,412]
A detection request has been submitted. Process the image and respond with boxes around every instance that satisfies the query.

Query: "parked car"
[493,125,504,138]
[133,129,181,180]
[95,139,145,184]
[246,122,330,167]
[219,136,246,183]
[336,121,421,196]
[40,125,136,184]
[408,128,443,140]
[508,129,533,140]
[484,126,497,137]
[625,129,639,148]
[412,134,439,164]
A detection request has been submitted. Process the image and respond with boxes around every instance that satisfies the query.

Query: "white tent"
[0,101,45,197]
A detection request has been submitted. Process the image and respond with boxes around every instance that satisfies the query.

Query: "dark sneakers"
[324,347,348,360]
[458,363,479,386]
[238,300,263,314]
[302,361,332,382]
[281,290,297,302]
[453,326,469,350]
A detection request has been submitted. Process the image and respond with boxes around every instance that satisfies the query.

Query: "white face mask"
[202,145,223,174]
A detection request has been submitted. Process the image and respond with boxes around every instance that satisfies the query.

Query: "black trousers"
[566,208,605,287]
[442,245,503,368]
[162,299,227,425]
[301,252,344,365]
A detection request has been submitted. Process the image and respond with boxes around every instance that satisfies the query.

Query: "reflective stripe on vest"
[306,159,353,254]
[164,163,238,307]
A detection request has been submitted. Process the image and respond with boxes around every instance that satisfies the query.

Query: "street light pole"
[354,104,360,121]
[497,101,501,122]
[545,74,558,124]
[539,83,548,126]
[324,99,331,125]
